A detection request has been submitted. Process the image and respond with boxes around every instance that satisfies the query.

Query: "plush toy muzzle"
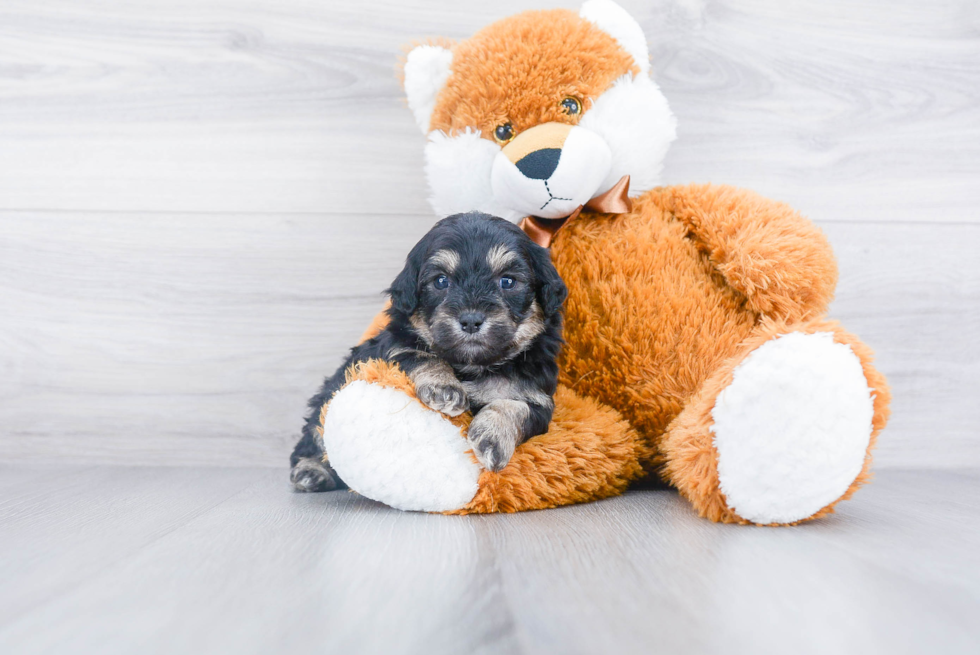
[403,1,676,225]
[490,122,612,219]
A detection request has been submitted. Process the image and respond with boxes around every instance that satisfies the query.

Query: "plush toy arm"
[320,356,649,513]
[457,385,649,513]
[659,184,838,322]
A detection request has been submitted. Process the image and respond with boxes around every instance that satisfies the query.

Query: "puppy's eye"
[494,122,515,143]
[560,97,581,115]
[499,276,515,290]
[433,275,450,290]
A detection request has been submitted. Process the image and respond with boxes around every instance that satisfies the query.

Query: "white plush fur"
[424,129,526,222]
[711,332,875,524]
[489,126,613,219]
[580,0,650,75]
[424,75,674,220]
[322,381,481,512]
[578,75,676,196]
[404,45,454,134]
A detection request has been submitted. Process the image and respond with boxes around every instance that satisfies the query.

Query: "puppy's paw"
[290,457,343,493]
[467,404,524,472]
[416,381,469,417]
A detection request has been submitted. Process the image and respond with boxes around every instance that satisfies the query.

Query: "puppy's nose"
[515,148,561,180]
[459,311,486,334]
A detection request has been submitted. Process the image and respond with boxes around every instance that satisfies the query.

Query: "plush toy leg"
[661,319,890,525]
[320,359,647,514]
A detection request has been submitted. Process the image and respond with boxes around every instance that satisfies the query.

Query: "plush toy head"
[403,0,676,222]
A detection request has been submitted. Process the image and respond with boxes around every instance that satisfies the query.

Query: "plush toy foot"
[662,320,890,525]
[319,359,647,514]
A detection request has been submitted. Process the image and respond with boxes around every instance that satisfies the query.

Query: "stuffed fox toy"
[316,0,890,525]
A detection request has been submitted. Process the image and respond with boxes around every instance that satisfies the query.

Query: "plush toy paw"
[711,330,875,523]
[321,361,481,512]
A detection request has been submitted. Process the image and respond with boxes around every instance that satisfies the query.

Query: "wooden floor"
[0,464,978,655]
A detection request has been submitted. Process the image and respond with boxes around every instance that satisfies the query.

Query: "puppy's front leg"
[467,399,531,472]
[400,355,469,417]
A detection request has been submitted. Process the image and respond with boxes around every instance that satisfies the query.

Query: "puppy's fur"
[290,212,567,492]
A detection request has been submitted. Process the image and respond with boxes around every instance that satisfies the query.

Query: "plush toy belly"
[551,191,760,453]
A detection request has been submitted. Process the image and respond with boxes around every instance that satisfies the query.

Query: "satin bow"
[518,175,632,248]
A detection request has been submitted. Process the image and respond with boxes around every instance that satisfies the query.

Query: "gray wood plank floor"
[0,465,977,655]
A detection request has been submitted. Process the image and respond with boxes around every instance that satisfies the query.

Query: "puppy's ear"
[528,244,568,317]
[386,245,424,315]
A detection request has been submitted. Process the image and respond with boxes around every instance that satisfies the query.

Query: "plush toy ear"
[403,44,454,134]
[580,0,650,76]
[528,243,569,318]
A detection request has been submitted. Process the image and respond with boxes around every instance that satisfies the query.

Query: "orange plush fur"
[325,6,890,523]
[553,184,843,462]
[426,10,636,139]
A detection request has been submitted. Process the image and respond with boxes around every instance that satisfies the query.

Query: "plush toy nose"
[459,311,486,334]
[502,122,573,180]
[515,148,561,180]
[491,122,613,220]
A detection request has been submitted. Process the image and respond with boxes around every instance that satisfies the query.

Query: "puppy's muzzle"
[490,122,613,219]
[458,310,486,334]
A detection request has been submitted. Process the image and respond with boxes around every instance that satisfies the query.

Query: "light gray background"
[1,0,978,468]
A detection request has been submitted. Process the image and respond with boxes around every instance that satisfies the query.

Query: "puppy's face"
[388,213,567,367]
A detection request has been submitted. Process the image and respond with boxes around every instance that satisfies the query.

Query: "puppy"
[290,211,567,492]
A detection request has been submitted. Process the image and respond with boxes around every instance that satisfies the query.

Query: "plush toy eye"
[560,97,581,115]
[499,276,515,290]
[433,275,450,290]
[494,122,515,143]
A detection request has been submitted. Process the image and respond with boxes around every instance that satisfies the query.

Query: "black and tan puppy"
[290,212,568,492]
